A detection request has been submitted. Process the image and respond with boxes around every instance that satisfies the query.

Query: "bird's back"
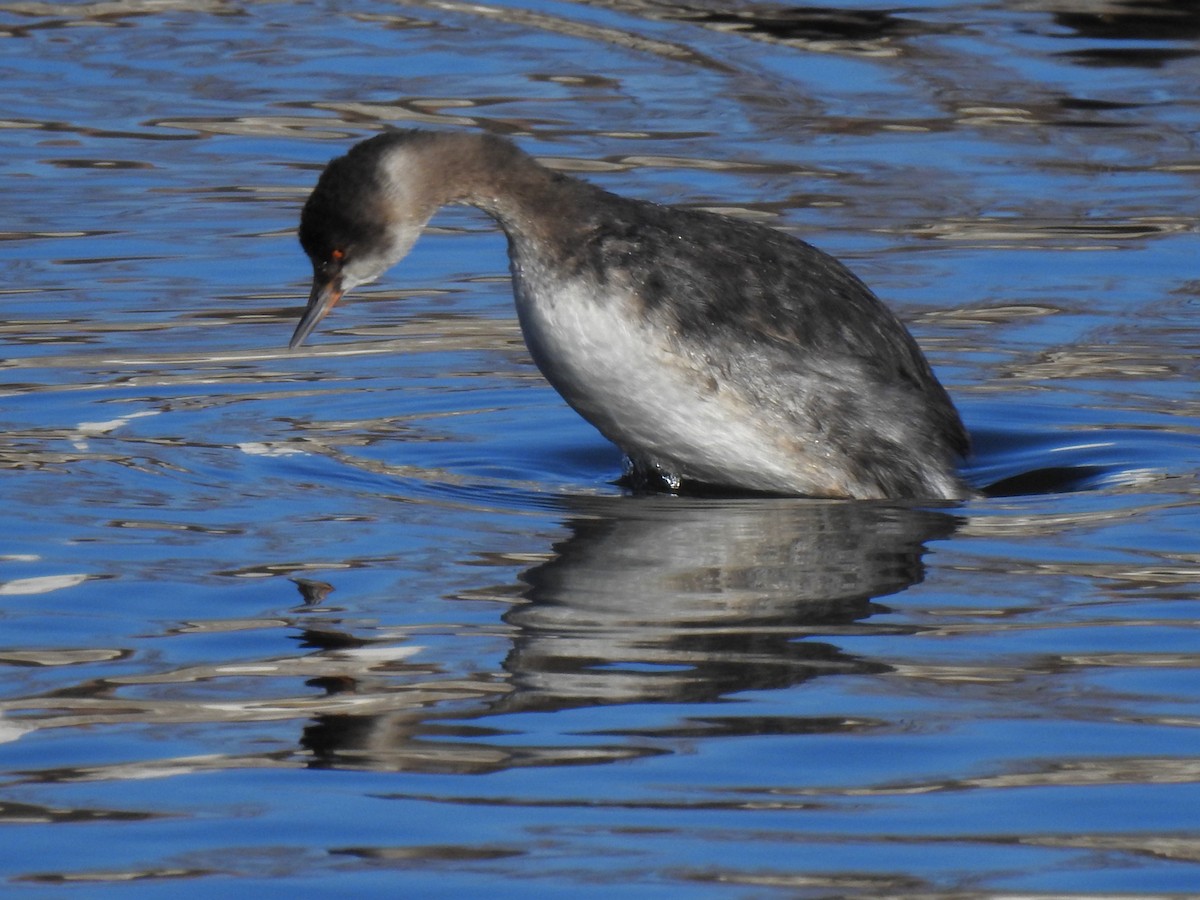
[507,183,968,499]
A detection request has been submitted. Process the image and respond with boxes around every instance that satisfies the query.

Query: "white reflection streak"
[1049,441,1115,452]
[103,345,398,366]
[237,442,306,457]
[0,574,91,595]
[71,409,160,450]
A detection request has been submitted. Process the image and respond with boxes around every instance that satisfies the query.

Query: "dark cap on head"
[300,147,388,266]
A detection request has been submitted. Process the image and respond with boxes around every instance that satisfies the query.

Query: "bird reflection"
[499,495,957,711]
[301,496,958,771]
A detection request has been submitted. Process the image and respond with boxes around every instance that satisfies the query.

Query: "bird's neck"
[381,132,590,254]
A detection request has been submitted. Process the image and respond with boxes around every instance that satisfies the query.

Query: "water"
[3,0,1200,895]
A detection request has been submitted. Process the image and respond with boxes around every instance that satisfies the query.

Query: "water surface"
[2,0,1200,896]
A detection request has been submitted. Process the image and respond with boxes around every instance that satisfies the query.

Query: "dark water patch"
[661,4,938,45]
[1053,0,1200,42]
[1059,46,1200,68]
[968,423,1200,496]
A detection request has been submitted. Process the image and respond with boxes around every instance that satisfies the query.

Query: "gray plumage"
[291,130,969,500]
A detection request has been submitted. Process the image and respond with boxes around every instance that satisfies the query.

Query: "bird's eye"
[331,248,346,263]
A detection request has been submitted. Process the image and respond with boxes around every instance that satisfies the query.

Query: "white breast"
[510,267,819,493]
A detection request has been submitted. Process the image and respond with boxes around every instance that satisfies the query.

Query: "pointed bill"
[289,277,343,349]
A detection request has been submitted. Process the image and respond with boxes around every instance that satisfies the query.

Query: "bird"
[289,129,970,500]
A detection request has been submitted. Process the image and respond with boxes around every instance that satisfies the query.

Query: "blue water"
[3,1,1200,896]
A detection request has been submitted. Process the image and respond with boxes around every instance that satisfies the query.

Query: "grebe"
[289,130,969,500]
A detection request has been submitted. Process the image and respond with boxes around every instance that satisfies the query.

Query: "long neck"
[379,132,592,257]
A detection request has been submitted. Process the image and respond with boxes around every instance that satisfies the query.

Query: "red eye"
[331,248,346,262]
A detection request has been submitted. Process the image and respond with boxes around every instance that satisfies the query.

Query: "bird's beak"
[289,276,343,349]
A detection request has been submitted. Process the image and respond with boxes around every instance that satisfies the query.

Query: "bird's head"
[289,134,434,349]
